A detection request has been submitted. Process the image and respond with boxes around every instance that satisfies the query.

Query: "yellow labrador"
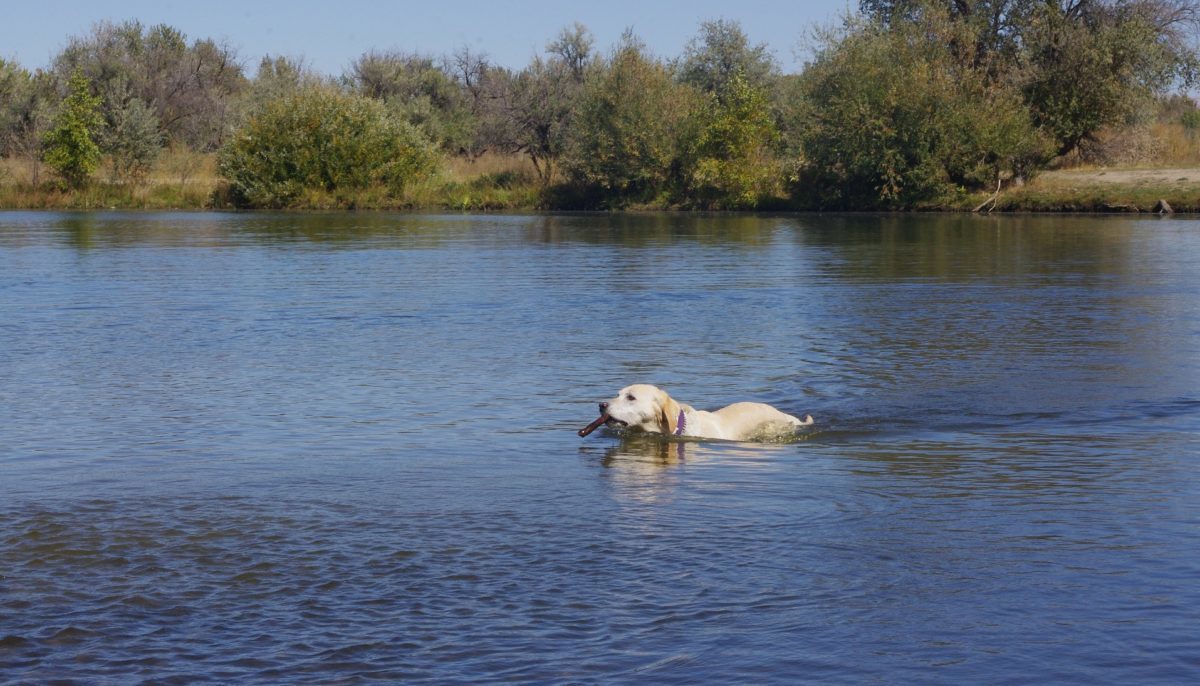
[579,384,813,441]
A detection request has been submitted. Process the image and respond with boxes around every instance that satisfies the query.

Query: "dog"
[579,384,813,441]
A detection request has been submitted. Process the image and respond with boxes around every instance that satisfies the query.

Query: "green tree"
[446,45,503,160]
[858,1,1200,157]
[0,59,25,144]
[244,55,322,108]
[219,85,439,207]
[682,72,780,208]
[564,34,697,205]
[495,58,576,184]
[548,22,595,80]
[795,14,1049,207]
[43,70,104,188]
[672,20,791,207]
[1022,3,1194,155]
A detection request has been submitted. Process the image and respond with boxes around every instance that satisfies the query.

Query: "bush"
[563,36,696,206]
[680,72,780,208]
[794,17,1049,208]
[219,86,438,207]
[99,91,164,182]
[1181,109,1200,131]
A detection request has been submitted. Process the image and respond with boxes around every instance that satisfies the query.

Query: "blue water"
[2,211,1198,684]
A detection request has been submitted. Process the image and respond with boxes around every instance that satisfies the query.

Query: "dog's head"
[602,384,682,435]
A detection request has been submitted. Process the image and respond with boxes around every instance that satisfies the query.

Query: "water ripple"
[1,212,1199,683]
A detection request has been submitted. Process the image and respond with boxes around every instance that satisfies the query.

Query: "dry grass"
[1147,122,1200,167]
[443,152,539,182]
[0,150,227,209]
[1053,120,1200,170]
[406,153,543,210]
[0,157,43,186]
[0,150,546,210]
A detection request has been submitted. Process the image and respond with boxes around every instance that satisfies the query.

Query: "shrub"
[99,91,164,183]
[680,72,780,208]
[794,16,1049,207]
[563,35,696,206]
[1181,109,1200,131]
[219,86,438,207]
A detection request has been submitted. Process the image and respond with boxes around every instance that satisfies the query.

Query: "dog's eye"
[626,394,636,401]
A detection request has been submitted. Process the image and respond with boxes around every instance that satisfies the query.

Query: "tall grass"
[1148,121,1200,167]
[0,151,542,210]
[412,154,542,210]
[0,149,227,209]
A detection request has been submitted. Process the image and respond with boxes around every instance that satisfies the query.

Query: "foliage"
[676,19,777,94]
[43,70,104,188]
[245,55,323,106]
[1022,3,1192,155]
[1,60,55,184]
[674,19,788,208]
[680,72,781,208]
[7,14,1200,210]
[0,59,25,144]
[347,50,478,154]
[97,79,164,182]
[219,86,438,207]
[444,46,501,159]
[548,23,595,80]
[492,59,573,184]
[487,24,595,184]
[53,20,245,150]
[563,34,697,205]
[859,1,1200,157]
[795,14,1050,207]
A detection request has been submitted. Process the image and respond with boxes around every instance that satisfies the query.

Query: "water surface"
[2,212,1198,683]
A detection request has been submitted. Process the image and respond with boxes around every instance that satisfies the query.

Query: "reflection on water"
[1,211,1198,684]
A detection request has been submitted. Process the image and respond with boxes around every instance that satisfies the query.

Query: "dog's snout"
[599,402,609,413]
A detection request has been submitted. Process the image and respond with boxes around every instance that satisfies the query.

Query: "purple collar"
[674,409,687,436]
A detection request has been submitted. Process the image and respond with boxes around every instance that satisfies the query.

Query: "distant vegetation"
[2,1,1199,210]
[218,86,438,207]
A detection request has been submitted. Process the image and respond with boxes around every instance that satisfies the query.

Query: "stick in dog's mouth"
[577,414,610,437]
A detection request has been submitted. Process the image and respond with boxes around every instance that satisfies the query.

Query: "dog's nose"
[599,402,609,413]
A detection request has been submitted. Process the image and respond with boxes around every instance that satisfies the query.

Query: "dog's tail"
[792,414,815,427]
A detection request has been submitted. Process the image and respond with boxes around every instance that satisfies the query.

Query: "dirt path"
[1037,167,1200,186]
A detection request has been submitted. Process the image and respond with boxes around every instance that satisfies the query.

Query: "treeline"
[2,1,1198,210]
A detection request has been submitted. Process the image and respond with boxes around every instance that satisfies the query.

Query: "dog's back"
[706,402,813,440]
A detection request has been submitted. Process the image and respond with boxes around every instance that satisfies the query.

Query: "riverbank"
[983,167,1200,213]
[0,153,543,212]
[2,153,1198,213]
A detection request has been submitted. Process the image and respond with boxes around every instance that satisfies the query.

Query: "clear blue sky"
[4,0,851,75]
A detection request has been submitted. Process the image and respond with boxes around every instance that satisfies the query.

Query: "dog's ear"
[656,389,681,435]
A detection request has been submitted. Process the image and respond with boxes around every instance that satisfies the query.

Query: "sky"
[3,0,851,76]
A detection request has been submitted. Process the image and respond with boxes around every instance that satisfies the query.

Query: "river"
[2,211,1198,684]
